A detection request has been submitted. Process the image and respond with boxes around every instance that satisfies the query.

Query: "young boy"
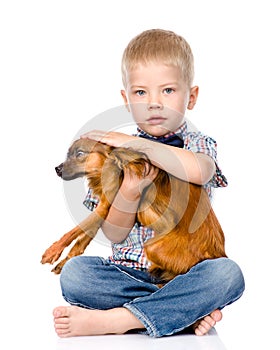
[53,29,245,338]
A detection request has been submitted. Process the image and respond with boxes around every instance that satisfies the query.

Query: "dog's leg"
[41,208,103,264]
[51,233,93,274]
[51,202,112,273]
[41,201,111,273]
[41,226,83,265]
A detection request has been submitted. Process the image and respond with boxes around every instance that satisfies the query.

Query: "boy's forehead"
[126,62,184,85]
[128,60,175,71]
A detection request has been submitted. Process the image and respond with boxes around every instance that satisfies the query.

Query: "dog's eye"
[76,150,85,158]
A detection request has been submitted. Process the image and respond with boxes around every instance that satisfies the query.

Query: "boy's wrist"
[119,186,141,202]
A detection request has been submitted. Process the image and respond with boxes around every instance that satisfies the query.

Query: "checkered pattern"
[108,223,155,270]
[83,121,228,270]
[83,192,99,211]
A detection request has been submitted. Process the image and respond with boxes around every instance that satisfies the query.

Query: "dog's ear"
[88,142,113,159]
[112,148,149,162]
[108,148,150,177]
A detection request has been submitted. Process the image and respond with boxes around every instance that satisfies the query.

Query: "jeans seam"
[111,263,153,285]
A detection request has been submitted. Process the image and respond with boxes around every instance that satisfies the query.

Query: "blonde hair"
[121,29,194,89]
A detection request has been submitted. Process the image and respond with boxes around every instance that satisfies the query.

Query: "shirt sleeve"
[185,132,228,189]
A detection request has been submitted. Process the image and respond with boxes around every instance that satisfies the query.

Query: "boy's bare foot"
[193,309,223,336]
[53,306,222,338]
[53,306,144,338]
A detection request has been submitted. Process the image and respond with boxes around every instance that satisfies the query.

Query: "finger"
[146,165,159,179]
[80,130,106,141]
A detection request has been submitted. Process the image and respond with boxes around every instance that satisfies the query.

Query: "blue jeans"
[60,256,245,337]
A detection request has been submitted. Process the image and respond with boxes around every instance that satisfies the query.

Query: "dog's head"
[55,138,113,180]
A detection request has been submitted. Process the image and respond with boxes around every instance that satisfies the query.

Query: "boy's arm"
[136,141,215,185]
[82,131,215,185]
[101,165,158,243]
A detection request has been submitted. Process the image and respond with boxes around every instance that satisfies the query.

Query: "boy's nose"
[148,95,163,110]
[148,102,163,110]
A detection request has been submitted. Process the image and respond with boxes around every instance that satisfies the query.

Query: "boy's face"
[121,62,198,136]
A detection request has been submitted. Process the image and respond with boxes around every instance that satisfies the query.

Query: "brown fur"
[41,138,227,283]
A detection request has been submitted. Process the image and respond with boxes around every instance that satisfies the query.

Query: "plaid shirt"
[83,121,227,270]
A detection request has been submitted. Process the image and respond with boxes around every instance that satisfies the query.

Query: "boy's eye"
[163,88,174,94]
[136,90,146,96]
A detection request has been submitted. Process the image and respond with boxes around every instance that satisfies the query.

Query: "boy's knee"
[59,256,106,305]
[191,258,245,305]
[60,256,88,298]
[61,255,79,274]
[210,258,245,303]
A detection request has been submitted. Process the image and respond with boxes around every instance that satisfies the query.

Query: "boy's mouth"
[147,115,166,125]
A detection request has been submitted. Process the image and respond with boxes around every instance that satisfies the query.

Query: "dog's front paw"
[51,257,69,274]
[41,244,63,265]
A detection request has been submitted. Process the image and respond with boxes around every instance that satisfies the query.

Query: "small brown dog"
[41,138,227,283]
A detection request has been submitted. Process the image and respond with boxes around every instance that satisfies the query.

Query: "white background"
[1,1,279,349]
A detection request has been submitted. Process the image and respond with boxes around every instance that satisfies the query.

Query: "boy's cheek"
[129,103,148,118]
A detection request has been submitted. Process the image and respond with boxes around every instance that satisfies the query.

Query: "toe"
[54,317,69,326]
[56,328,71,337]
[211,309,223,322]
[194,318,215,336]
[195,324,208,336]
[53,306,70,318]
[203,315,216,327]
[54,321,69,329]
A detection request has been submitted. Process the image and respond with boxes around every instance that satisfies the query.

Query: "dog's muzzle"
[55,163,63,177]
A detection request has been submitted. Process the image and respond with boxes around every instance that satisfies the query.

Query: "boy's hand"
[81,130,137,148]
[120,163,159,201]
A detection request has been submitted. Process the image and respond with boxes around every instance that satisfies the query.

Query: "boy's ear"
[121,90,130,112]
[187,86,199,110]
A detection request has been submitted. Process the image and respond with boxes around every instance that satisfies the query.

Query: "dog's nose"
[55,163,63,177]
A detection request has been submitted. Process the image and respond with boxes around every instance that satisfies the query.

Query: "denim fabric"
[60,256,245,337]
